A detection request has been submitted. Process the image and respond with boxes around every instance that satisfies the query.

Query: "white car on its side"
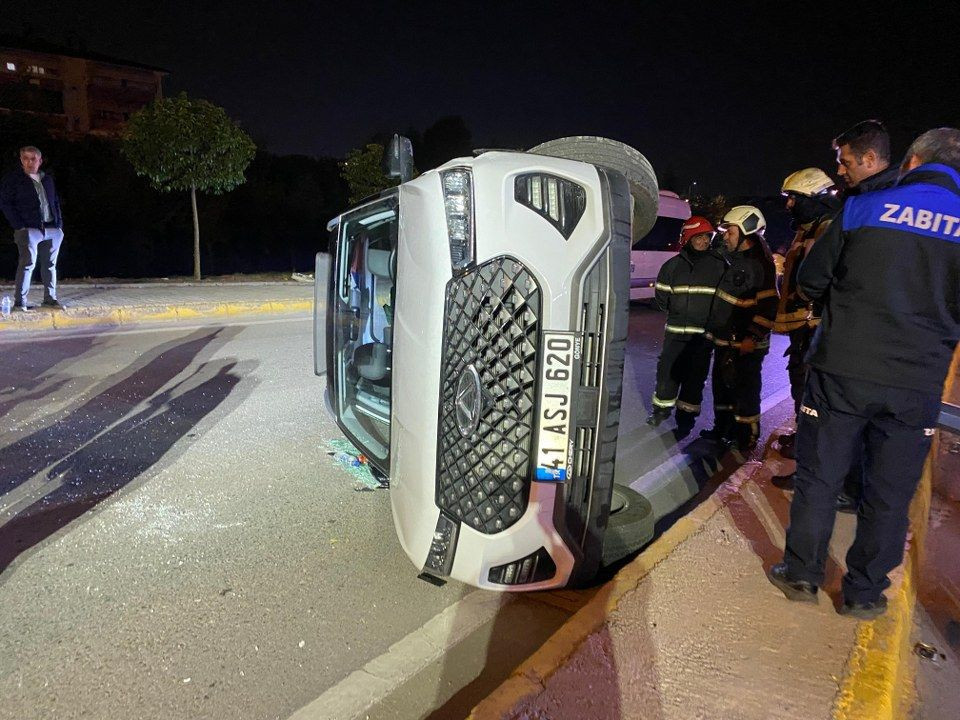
[315,137,659,590]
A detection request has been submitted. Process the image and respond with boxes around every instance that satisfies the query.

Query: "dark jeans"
[652,334,712,415]
[15,226,64,303]
[784,368,940,604]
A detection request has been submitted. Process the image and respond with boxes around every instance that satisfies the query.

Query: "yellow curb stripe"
[468,461,763,720]
[0,299,314,332]
[831,434,935,720]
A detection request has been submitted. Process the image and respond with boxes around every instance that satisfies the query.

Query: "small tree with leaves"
[123,93,255,279]
[340,143,400,205]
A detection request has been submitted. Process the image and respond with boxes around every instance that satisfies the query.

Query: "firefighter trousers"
[652,334,712,416]
[783,368,940,604]
[711,345,766,444]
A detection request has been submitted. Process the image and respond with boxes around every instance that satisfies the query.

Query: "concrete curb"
[468,459,766,720]
[831,432,935,720]
[0,299,314,333]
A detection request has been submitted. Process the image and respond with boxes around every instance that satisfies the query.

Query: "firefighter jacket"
[706,241,778,351]
[654,244,727,340]
[773,217,831,333]
[800,163,960,394]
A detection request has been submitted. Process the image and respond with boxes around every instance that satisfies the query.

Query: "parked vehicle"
[629,191,692,301]
[316,136,658,590]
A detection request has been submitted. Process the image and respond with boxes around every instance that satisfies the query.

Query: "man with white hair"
[768,128,960,619]
[0,145,66,310]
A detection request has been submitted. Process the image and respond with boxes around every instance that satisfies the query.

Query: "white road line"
[286,590,512,720]
[629,384,793,518]
[0,314,312,344]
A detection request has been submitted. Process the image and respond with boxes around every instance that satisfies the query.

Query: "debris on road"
[326,439,386,490]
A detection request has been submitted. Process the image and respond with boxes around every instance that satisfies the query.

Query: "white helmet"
[781,168,834,197]
[720,205,766,236]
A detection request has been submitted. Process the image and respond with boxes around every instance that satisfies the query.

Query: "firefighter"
[774,168,840,458]
[648,216,726,436]
[700,206,778,452]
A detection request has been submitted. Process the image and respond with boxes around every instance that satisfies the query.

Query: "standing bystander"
[0,146,67,311]
[768,128,960,619]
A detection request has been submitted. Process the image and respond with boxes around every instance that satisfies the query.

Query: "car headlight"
[514,173,586,239]
[441,168,474,272]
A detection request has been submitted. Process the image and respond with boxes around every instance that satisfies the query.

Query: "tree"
[122,93,255,279]
[340,143,399,205]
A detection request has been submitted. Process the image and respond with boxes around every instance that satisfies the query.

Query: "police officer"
[648,216,726,436]
[768,128,960,619]
[701,206,778,452]
[774,169,840,457]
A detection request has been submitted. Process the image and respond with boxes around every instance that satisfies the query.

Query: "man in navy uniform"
[768,128,960,619]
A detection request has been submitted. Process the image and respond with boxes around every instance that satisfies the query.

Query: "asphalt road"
[0,307,791,720]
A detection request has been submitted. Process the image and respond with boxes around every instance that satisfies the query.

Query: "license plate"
[535,332,578,482]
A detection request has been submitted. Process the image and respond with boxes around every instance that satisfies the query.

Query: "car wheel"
[527,136,660,244]
[601,485,655,567]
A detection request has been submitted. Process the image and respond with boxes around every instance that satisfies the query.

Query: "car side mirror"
[383,134,415,183]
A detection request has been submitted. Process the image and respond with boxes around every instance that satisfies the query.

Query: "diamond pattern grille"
[436,258,541,534]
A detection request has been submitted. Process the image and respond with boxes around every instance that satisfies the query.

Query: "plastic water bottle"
[332,451,360,467]
[0,296,10,319]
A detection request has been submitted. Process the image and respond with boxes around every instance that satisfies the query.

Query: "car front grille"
[436,257,541,534]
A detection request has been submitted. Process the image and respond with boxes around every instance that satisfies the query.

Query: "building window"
[27,65,47,75]
[4,62,15,72]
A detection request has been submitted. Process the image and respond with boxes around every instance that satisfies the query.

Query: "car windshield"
[331,195,398,467]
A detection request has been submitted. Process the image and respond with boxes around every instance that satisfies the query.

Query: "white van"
[629,190,692,300]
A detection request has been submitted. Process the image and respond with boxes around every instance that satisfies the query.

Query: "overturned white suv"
[316,137,659,590]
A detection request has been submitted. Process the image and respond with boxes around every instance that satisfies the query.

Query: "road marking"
[287,590,513,720]
[0,314,311,344]
[628,384,793,516]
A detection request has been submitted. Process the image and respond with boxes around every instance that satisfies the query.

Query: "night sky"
[7,0,958,196]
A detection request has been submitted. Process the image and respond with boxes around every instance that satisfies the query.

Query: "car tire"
[601,485,655,566]
[527,136,660,244]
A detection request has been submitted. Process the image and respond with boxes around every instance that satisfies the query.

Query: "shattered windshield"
[331,195,398,468]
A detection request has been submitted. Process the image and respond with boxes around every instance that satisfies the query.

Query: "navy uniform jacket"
[799,163,960,394]
[0,170,63,230]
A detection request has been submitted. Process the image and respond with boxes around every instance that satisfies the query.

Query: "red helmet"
[679,215,715,246]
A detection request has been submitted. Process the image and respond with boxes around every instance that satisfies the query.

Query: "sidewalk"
[471,419,941,720]
[0,279,315,332]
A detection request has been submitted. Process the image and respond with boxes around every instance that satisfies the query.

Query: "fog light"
[488,547,557,586]
[419,512,460,585]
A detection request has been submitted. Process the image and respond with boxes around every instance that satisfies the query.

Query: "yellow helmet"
[781,168,834,197]
[720,205,766,236]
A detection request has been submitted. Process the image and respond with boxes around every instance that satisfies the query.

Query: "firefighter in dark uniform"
[774,168,840,457]
[701,206,779,452]
[768,128,960,619]
[648,216,726,436]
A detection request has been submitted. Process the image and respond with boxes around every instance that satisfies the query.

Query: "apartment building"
[0,36,167,138]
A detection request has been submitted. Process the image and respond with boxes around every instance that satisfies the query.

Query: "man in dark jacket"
[833,119,900,195]
[701,206,778,452]
[648,216,726,436]
[768,128,960,620]
[0,146,66,310]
